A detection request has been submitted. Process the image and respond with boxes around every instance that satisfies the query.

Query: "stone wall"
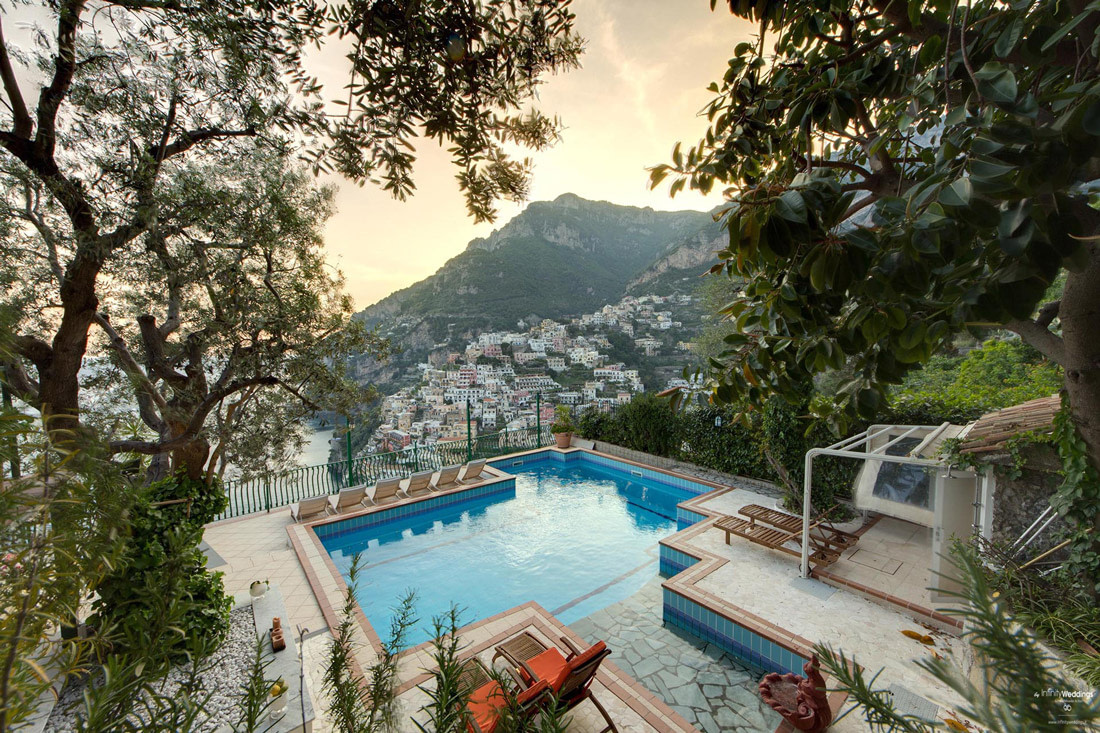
[989,446,1067,558]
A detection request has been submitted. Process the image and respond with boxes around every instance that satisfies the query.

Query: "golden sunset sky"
[315,1,756,308]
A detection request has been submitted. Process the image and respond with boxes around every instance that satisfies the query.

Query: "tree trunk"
[1059,245,1100,597]
[37,275,98,441]
[1061,247,1100,475]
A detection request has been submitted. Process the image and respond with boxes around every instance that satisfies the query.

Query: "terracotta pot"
[553,432,572,449]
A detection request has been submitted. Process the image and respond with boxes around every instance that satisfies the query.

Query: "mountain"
[359,194,713,329]
[625,210,726,295]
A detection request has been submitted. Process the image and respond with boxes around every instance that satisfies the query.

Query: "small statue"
[271,616,286,652]
[758,654,832,733]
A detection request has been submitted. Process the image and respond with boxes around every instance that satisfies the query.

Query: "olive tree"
[653,0,1100,585]
[0,0,581,437]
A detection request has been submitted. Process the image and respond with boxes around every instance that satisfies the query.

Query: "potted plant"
[250,579,269,600]
[550,405,575,449]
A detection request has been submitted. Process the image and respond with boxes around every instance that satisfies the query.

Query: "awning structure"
[798,424,959,578]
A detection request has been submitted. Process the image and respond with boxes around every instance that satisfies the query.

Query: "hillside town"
[367,293,697,454]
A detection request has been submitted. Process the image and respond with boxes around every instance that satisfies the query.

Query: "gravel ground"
[46,606,257,732]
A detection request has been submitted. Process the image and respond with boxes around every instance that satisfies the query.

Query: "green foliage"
[655,0,1099,438]
[577,395,683,457]
[324,555,416,733]
[578,395,853,511]
[88,475,232,663]
[678,405,770,478]
[818,542,1100,732]
[0,419,133,730]
[890,340,1062,423]
[231,636,280,733]
[1048,399,1100,595]
[414,606,470,733]
[549,405,575,434]
[987,559,1100,688]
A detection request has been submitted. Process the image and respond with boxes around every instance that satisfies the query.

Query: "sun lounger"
[456,657,550,733]
[331,485,371,513]
[494,632,618,733]
[403,470,435,497]
[739,504,859,551]
[431,465,463,491]
[715,515,841,567]
[291,494,335,523]
[371,476,403,504]
[459,459,489,484]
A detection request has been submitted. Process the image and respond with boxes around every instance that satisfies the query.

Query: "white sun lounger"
[403,470,435,497]
[292,494,336,523]
[372,476,404,504]
[431,465,463,491]
[331,485,372,513]
[459,459,489,484]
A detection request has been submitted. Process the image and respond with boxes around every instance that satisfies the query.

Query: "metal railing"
[217,425,552,520]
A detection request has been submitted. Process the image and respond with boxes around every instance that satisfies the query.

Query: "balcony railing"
[216,425,552,520]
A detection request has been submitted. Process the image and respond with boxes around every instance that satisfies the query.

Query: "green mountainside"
[358,193,713,329]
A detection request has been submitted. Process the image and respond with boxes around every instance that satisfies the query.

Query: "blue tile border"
[662,587,808,676]
[313,478,516,541]
[490,450,717,498]
[658,544,701,578]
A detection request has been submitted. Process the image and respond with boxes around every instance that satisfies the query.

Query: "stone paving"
[569,577,781,733]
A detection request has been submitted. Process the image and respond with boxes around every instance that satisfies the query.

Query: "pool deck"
[204,446,981,732]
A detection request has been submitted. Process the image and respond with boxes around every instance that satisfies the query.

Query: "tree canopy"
[653,0,1100,462]
[0,0,581,444]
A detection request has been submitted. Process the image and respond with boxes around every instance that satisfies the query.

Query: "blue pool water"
[318,454,697,648]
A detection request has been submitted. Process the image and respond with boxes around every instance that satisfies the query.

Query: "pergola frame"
[799,425,948,578]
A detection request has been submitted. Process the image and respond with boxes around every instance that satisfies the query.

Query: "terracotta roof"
[957,395,1061,455]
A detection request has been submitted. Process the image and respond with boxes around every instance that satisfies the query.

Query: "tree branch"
[1004,318,1066,365]
[93,313,168,432]
[136,314,188,386]
[0,16,33,138]
[154,126,256,162]
[35,0,85,162]
[1035,300,1060,329]
[0,357,41,407]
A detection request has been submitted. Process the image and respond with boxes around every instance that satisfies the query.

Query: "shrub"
[89,474,231,663]
[678,405,771,478]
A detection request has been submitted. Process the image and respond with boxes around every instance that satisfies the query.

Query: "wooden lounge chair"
[371,476,403,504]
[403,470,435,497]
[431,465,463,491]
[331,485,372,513]
[715,515,841,568]
[739,504,859,551]
[456,657,550,733]
[459,459,489,484]
[291,494,335,523]
[494,632,618,733]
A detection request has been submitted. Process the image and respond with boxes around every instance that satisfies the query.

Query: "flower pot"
[250,582,267,600]
[553,432,572,449]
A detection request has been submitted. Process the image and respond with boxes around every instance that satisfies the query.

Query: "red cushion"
[522,648,570,690]
[467,680,505,733]
[466,679,550,733]
[568,640,607,673]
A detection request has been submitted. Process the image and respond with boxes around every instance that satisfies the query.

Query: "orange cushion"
[522,648,570,690]
[466,679,550,733]
[467,680,505,733]
[568,640,607,672]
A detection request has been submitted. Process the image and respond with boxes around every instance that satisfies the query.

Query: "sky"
[314,1,757,309]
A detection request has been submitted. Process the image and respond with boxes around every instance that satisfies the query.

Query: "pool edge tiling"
[287,447,846,731]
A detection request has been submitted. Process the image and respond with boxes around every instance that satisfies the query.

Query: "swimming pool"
[316,451,706,647]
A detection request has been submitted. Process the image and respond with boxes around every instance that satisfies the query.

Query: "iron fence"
[217,425,552,520]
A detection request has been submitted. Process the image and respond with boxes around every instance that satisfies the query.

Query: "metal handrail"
[216,425,552,520]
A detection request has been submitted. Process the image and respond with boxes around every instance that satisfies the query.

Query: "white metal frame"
[799,426,946,578]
